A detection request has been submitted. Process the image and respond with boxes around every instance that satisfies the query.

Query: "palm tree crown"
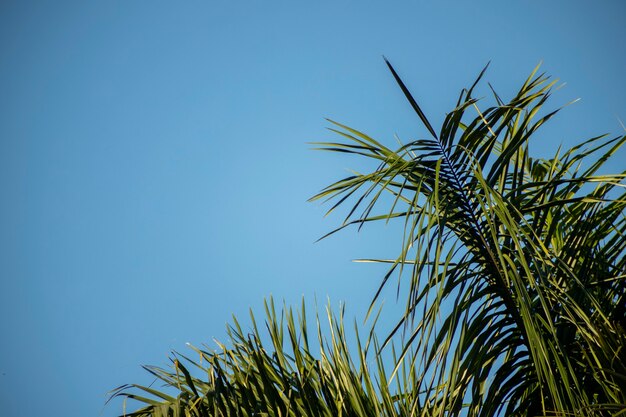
[113,60,626,417]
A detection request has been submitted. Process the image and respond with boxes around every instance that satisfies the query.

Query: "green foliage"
[110,299,423,416]
[113,61,626,416]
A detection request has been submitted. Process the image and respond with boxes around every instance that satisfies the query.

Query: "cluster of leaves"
[113,60,626,416]
[110,300,423,417]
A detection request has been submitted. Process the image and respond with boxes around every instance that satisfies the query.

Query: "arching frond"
[109,299,424,417]
[311,60,626,416]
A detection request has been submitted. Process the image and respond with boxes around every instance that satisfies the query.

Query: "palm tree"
[112,60,626,416]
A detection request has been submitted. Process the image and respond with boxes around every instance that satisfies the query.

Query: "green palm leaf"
[109,299,424,417]
[311,60,626,416]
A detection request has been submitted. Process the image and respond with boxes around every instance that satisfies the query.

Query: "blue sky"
[0,2,624,416]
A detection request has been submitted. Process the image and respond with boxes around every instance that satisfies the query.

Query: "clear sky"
[0,1,624,416]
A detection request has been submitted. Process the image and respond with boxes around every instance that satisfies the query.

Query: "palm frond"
[310,60,626,416]
[109,298,424,417]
